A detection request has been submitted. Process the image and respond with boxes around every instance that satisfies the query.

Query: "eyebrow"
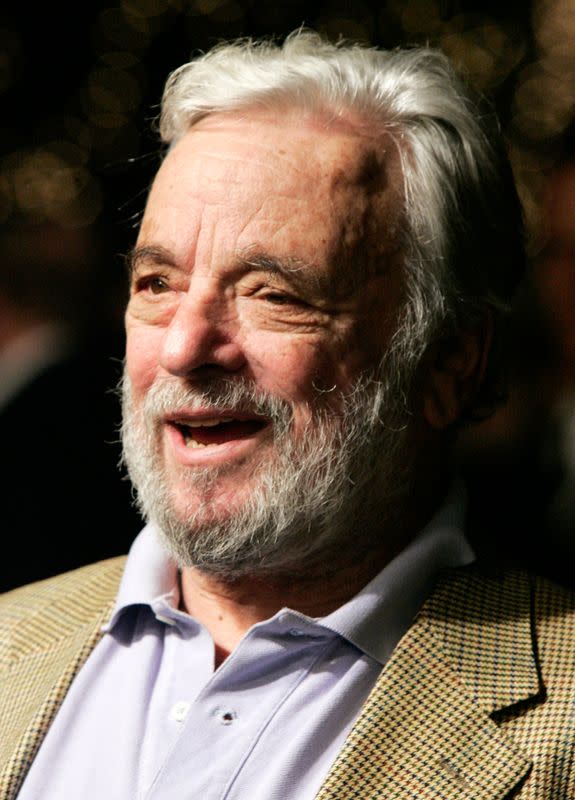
[125,245,176,276]
[125,244,327,294]
[237,249,325,294]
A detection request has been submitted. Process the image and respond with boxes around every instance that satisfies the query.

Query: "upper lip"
[164,410,269,426]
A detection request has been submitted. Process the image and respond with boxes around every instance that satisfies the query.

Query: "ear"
[422,312,493,430]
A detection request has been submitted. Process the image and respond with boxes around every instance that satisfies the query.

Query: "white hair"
[159,30,525,416]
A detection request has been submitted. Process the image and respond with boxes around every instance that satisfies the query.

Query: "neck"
[179,477,448,666]
[180,553,382,665]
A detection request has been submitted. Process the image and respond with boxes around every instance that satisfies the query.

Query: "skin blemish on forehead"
[325,139,405,298]
[331,147,389,193]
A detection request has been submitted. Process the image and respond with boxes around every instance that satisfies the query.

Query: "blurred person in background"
[0,218,141,591]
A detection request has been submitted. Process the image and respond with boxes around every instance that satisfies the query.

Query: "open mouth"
[171,417,268,449]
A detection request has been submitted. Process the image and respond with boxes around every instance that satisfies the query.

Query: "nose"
[159,282,246,378]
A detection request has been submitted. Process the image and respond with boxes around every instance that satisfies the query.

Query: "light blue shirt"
[18,491,474,799]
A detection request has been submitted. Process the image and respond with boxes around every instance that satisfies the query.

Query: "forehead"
[139,109,404,291]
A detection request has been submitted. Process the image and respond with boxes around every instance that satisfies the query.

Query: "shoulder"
[430,562,575,619]
[532,569,575,614]
[0,556,127,613]
[422,563,575,663]
[0,557,126,665]
[531,572,575,672]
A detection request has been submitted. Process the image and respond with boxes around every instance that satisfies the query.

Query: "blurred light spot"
[52,181,103,228]
[100,50,141,69]
[195,0,228,15]
[319,17,372,44]
[0,173,13,222]
[123,10,155,34]
[63,116,94,152]
[440,32,496,90]
[121,0,166,18]
[86,67,142,114]
[249,1,300,27]
[89,126,142,167]
[508,143,553,251]
[442,21,525,90]
[191,0,244,21]
[209,0,243,23]
[534,0,575,61]
[4,149,102,227]
[44,140,88,166]
[386,0,412,21]
[401,0,442,35]
[15,154,79,208]
[512,62,574,140]
[89,111,130,130]
[439,13,467,37]
[93,8,150,50]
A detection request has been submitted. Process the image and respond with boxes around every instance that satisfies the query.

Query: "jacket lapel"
[316,567,542,800]
[0,558,125,800]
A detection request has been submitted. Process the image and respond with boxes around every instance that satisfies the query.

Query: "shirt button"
[213,707,237,725]
[170,701,190,722]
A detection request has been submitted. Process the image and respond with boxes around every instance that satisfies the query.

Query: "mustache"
[124,375,295,429]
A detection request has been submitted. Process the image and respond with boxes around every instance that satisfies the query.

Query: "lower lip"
[164,422,270,466]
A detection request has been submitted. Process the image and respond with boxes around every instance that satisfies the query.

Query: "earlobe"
[422,312,493,430]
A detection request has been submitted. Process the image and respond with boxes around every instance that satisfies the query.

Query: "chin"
[169,486,253,530]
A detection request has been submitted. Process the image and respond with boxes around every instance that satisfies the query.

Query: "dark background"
[2,0,575,588]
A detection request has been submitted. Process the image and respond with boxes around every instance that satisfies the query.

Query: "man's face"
[124,110,408,572]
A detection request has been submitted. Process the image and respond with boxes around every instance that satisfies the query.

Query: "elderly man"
[2,31,575,800]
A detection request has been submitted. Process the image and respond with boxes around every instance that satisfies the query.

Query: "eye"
[263,291,296,305]
[135,275,171,295]
[259,288,311,309]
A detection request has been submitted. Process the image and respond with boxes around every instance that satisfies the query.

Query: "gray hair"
[159,30,526,418]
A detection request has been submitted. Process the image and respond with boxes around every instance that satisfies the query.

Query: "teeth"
[185,417,233,428]
[176,416,249,449]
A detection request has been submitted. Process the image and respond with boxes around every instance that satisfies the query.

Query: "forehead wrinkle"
[189,112,339,176]
[181,143,305,196]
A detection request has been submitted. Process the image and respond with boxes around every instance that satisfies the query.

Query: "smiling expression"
[125,109,405,522]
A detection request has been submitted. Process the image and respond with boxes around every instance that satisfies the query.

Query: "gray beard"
[120,366,415,579]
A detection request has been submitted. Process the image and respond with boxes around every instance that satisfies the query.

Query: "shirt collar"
[320,481,475,663]
[101,523,180,632]
[103,484,474,661]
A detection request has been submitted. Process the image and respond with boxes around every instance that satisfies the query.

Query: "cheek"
[246,335,359,406]
[125,322,163,397]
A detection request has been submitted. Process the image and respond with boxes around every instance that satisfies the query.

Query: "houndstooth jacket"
[1,558,575,799]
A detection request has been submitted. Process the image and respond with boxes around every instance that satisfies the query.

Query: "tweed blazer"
[1,559,575,799]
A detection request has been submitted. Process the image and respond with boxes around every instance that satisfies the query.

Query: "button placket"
[169,701,191,722]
